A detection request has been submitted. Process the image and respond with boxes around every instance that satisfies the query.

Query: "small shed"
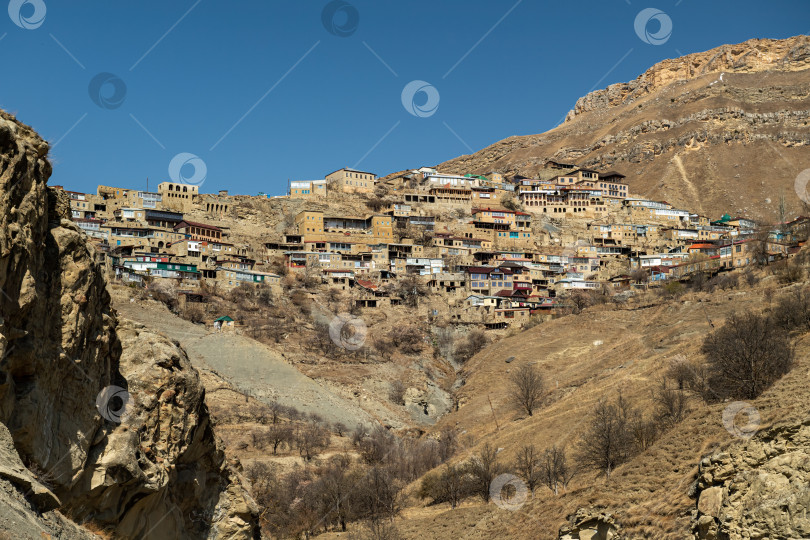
[213,315,234,332]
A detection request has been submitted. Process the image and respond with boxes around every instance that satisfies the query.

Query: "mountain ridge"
[438,35,810,221]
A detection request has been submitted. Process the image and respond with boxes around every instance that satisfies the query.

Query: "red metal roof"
[356,279,378,290]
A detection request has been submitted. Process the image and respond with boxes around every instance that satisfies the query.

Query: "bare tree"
[420,463,470,509]
[625,405,658,452]
[267,401,284,424]
[436,426,458,462]
[540,445,574,495]
[509,363,544,416]
[501,193,522,212]
[390,275,428,308]
[576,397,632,480]
[318,455,356,532]
[390,326,424,355]
[630,268,649,285]
[750,230,771,267]
[514,444,542,494]
[333,422,347,437]
[353,518,404,540]
[467,443,503,502]
[702,311,794,400]
[568,290,597,314]
[777,191,788,233]
[265,424,293,454]
[296,423,329,461]
[358,426,398,465]
[373,335,396,361]
[355,466,401,520]
[653,378,689,426]
[352,424,370,447]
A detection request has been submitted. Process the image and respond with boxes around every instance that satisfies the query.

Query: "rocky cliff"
[567,37,810,120]
[0,110,259,538]
[439,35,810,220]
[692,420,810,540]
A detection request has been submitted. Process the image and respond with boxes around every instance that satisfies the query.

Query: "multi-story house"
[289,179,327,198]
[465,266,515,295]
[326,167,377,193]
[174,220,224,242]
[158,182,199,212]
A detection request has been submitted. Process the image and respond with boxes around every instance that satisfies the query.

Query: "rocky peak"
[566,35,810,121]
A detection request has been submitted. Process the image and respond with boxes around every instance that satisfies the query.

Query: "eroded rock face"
[0,110,259,538]
[558,508,620,540]
[437,35,810,220]
[568,37,810,119]
[692,422,810,540]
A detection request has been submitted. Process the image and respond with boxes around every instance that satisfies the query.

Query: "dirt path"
[672,154,703,214]
[113,295,373,428]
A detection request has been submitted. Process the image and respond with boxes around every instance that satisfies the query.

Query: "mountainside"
[0,111,259,538]
[375,270,810,540]
[439,35,810,220]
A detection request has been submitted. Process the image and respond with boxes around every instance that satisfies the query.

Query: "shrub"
[455,329,489,363]
[777,261,804,284]
[576,394,656,480]
[184,304,205,323]
[770,288,810,333]
[391,326,423,355]
[661,281,684,298]
[743,269,759,287]
[652,378,689,426]
[388,381,406,405]
[418,464,472,509]
[467,443,503,502]
[701,312,794,400]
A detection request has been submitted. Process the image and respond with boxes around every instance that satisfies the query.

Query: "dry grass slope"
[327,267,810,539]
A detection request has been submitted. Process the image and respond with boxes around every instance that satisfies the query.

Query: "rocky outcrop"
[0,109,259,538]
[438,35,810,219]
[558,508,620,540]
[567,36,810,120]
[692,421,810,539]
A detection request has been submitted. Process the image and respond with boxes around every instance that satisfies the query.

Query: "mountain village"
[60,161,808,330]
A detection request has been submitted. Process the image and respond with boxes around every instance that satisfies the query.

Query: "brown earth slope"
[439,35,810,221]
[334,270,810,540]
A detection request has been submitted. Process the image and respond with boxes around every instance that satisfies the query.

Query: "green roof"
[214,316,234,322]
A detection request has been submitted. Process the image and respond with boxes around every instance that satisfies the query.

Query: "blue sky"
[1,0,807,196]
